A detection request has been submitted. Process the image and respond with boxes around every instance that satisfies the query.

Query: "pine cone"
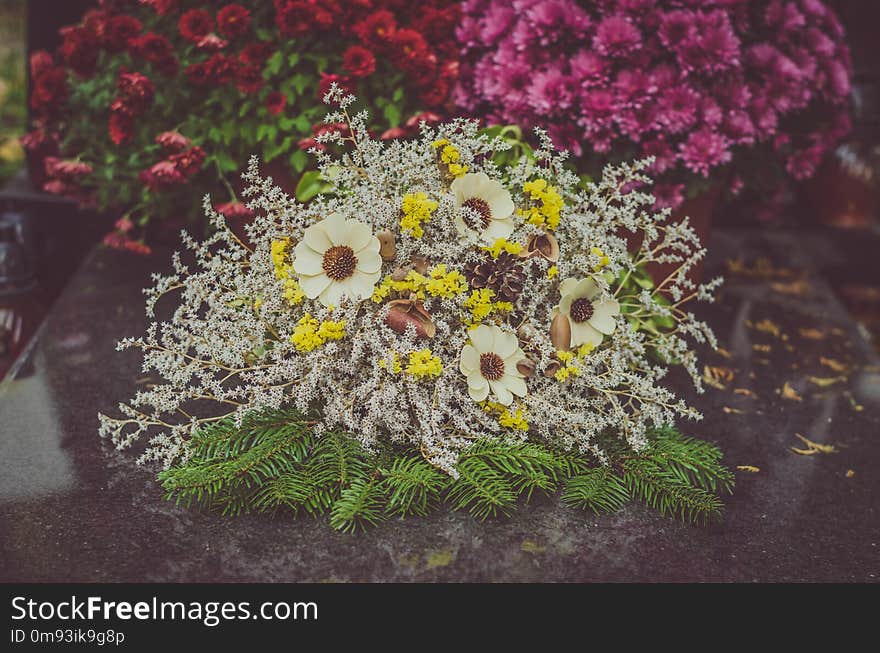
[465,251,525,303]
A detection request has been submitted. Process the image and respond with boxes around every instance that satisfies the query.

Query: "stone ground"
[0,228,878,582]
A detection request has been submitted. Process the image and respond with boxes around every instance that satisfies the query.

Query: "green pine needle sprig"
[157,408,735,532]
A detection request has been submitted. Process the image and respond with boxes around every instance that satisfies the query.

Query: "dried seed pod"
[516,357,536,378]
[522,232,560,262]
[543,360,562,378]
[376,230,396,261]
[550,312,572,351]
[411,256,429,275]
[385,299,436,339]
[391,266,410,282]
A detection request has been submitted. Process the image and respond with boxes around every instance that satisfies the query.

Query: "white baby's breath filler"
[99,85,722,481]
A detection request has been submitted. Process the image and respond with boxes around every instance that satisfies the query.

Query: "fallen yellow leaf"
[734,388,758,398]
[736,465,760,473]
[819,356,849,373]
[790,433,837,456]
[845,469,855,478]
[807,375,846,387]
[703,365,734,390]
[722,406,745,414]
[798,328,825,340]
[779,382,802,402]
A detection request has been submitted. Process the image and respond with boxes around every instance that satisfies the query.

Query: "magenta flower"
[679,128,732,177]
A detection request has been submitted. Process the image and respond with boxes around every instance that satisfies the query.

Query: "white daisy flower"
[553,277,620,348]
[450,172,515,244]
[292,212,382,307]
[459,323,527,405]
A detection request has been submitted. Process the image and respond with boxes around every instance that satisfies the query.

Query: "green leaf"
[266,51,284,76]
[289,148,308,173]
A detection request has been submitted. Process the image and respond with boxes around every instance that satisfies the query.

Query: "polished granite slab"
[0,229,878,582]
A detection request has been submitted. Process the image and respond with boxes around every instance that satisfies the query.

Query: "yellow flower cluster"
[547,265,559,279]
[463,288,513,327]
[379,350,442,379]
[405,349,443,378]
[432,138,469,178]
[270,239,305,305]
[371,264,468,303]
[553,343,595,382]
[591,246,610,271]
[290,313,346,352]
[482,238,524,258]
[400,192,438,238]
[483,401,530,431]
[519,178,563,229]
[378,353,403,373]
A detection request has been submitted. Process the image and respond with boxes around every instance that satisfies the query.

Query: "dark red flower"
[265,91,287,115]
[239,41,274,66]
[44,157,93,180]
[186,54,237,86]
[117,71,154,114]
[104,15,142,52]
[297,137,324,153]
[318,72,351,99]
[215,201,254,219]
[390,28,430,70]
[30,68,68,112]
[60,26,98,77]
[155,131,191,152]
[43,179,80,197]
[140,0,178,16]
[139,160,185,191]
[236,65,264,94]
[342,45,376,78]
[276,0,338,37]
[217,4,251,39]
[29,50,53,78]
[109,110,134,145]
[380,127,407,140]
[418,77,450,108]
[20,128,58,155]
[104,230,152,255]
[169,146,206,178]
[196,33,229,51]
[131,32,178,76]
[353,10,397,50]
[178,9,214,43]
[404,111,442,129]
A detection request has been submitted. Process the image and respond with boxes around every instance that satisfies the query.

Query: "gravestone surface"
[0,229,878,582]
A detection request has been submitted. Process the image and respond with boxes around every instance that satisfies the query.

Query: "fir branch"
[622,458,725,525]
[156,409,735,529]
[562,468,630,515]
[380,455,450,517]
[329,478,387,533]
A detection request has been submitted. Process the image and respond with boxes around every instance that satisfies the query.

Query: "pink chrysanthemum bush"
[99,88,731,527]
[455,0,853,210]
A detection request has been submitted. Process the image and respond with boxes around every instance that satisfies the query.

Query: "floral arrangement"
[455,0,853,211]
[23,0,460,250]
[99,87,733,529]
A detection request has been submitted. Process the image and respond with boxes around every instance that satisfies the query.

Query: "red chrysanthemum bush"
[24,0,460,251]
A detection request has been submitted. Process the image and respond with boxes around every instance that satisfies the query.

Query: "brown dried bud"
[516,357,536,378]
[385,299,436,339]
[377,230,396,261]
[411,256,429,275]
[391,266,410,282]
[522,232,560,262]
[550,312,571,351]
[543,360,562,377]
